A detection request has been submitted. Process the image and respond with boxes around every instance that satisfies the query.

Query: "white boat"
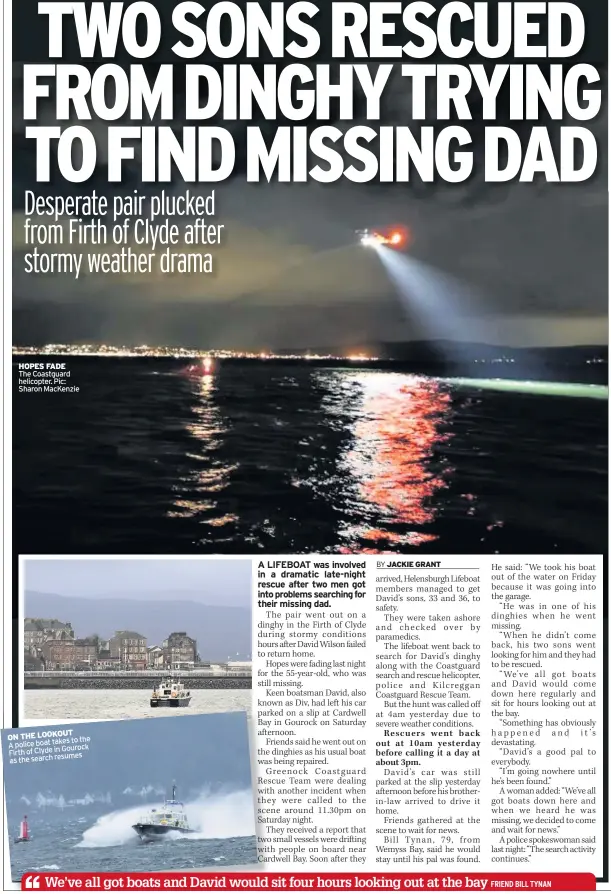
[132,786,196,841]
[150,678,191,708]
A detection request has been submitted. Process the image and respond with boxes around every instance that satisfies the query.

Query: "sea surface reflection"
[13,360,607,554]
[169,374,238,529]
[330,374,454,551]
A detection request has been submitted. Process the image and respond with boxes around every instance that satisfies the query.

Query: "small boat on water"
[184,357,215,378]
[15,816,30,843]
[150,678,191,708]
[132,785,196,841]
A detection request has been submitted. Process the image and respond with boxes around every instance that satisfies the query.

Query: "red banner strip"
[20,872,597,892]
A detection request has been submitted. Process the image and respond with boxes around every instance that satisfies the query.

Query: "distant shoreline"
[12,350,608,384]
[24,675,252,691]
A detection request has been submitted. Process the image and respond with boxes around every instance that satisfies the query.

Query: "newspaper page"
[4,1,609,893]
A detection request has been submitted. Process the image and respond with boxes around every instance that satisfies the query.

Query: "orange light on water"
[339,376,454,551]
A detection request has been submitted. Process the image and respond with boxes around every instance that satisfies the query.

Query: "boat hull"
[150,697,191,708]
[132,823,195,841]
[14,838,29,844]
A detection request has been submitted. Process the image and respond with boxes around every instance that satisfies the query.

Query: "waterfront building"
[162,632,198,668]
[24,618,74,653]
[109,630,148,668]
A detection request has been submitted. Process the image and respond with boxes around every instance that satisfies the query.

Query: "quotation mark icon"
[25,876,40,889]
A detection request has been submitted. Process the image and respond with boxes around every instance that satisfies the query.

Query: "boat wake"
[76,790,254,849]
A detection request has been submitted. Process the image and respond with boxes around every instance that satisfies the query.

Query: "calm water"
[23,689,253,722]
[14,360,608,554]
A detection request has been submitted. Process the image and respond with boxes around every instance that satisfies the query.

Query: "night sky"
[12,0,608,350]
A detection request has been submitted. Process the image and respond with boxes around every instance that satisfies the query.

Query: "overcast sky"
[24,558,251,606]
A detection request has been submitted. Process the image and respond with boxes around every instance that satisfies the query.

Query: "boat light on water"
[183,357,215,378]
[442,378,609,400]
[132,785,196,841]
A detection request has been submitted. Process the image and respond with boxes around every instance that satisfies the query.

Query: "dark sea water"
[14,360,608,554]
[8,805,256,879]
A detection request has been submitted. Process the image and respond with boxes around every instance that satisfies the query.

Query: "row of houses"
[24,619,198,670]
